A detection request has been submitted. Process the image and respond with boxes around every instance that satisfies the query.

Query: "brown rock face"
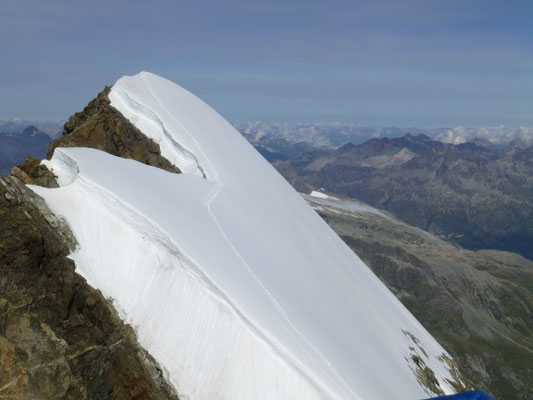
[0,313,71,399]
[12,156,58,188]
[48,87,180,174]
[0,175,179,399]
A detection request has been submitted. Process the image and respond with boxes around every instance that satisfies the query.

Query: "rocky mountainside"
[304,192,533,400]
[274,134,533,260]
[0,87,181,399]
[0,175,179,399]
[235,122,533,150]
[0,125,50,174]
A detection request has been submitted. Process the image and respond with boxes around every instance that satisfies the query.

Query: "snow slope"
[32,72,461,399]
[305,190,390,218]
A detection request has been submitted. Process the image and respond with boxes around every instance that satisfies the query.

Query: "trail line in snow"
[139,75,362,400]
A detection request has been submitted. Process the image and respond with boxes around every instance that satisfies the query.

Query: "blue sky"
[1,0,532,126]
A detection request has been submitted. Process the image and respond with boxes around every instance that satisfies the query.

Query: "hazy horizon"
[1,0,532,127]
[3,118,533,146]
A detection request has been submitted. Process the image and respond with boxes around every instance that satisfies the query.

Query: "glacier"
[31,72,461,399]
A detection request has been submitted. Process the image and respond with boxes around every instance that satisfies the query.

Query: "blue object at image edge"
[425,390,494,400]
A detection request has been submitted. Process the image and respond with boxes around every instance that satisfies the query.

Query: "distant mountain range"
[0,125,51,174]
[235,122,533,149]
[0,119,64,138]
[272,133,533,261]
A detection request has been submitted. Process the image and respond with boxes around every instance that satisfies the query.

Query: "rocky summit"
[48,86,180,174]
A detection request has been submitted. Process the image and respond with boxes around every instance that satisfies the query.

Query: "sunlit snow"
[32,72,459,399]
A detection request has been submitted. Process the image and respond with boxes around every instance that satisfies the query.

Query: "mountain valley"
[273,134,533,261]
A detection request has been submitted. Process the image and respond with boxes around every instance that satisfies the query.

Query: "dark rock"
[12,156,58,188]
[48,87,180,174]
[0,176,179,399]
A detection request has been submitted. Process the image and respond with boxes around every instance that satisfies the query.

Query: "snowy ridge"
[32,72,461,399]
[111,75,356,397]
[32,149,327,399]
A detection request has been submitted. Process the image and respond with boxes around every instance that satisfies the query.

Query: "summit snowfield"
[31,72,462,399]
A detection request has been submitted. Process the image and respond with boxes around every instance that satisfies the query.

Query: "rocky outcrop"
[11,156,58,188]
[48,87,180,174]
[307,195,533,399]
[0,175,179,399]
